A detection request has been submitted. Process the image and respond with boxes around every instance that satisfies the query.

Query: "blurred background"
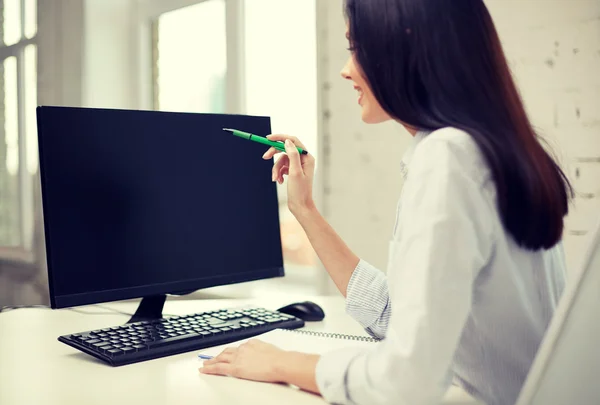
[0,0,598,306]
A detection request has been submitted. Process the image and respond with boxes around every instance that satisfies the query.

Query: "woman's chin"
[361,110,390,124]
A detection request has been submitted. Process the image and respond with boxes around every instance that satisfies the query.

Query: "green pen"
[223,128,308,155]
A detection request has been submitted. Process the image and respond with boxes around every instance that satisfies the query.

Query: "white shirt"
[315,127,566,405]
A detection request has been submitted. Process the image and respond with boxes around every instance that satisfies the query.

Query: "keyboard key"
[91,342,111,349]
[146,333,200,348]
[107,348,123,356]
[206,318,226,325]
[133,344,147,350]
[85,339,102,345]
[199,331,212,337]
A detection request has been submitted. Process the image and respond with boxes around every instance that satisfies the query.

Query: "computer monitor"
[36,106,284,321]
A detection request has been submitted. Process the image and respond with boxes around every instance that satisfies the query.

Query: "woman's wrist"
[290,200,319,224]
[273,350,321,393]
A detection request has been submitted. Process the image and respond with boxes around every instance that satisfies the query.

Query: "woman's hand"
[262,135,316,215]
[200,339,285,383]
[199,339,321,394]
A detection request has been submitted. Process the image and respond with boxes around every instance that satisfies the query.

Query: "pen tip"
[222,128,233,132]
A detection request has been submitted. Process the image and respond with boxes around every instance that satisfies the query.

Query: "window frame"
[134,0,246,114]
[0,0,38,257]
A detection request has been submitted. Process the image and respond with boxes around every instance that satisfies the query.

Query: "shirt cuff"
[316,346,365,404]
[346,259,389,330]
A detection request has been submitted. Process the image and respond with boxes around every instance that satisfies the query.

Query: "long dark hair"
[345,0,573,250]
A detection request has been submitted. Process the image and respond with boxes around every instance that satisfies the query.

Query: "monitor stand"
[127,295,167,324]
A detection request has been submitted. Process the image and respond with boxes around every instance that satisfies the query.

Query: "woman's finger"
[272,155,289,181]
[266,134,307,150]
[285,140,303,177]
[199,363,234,376]
[203,354,231,365]
[278,166,289,184]
[203,350,235,365]
[262,147,280,160]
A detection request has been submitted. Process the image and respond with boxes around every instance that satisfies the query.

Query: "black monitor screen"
[36,106,284,308]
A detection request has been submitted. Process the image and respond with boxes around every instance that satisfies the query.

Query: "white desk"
[0,296,480,405]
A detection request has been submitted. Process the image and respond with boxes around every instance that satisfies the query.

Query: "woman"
[200,0,571,404]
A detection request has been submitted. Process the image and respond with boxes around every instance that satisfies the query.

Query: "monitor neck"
[127,295,167,324]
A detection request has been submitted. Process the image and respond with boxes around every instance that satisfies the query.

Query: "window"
[142,0,318,268]
[0,0,38,250]
[153,1,227,114]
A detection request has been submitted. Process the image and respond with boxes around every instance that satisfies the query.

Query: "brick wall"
[319,0,600,273]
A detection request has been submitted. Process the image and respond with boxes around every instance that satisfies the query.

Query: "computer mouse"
[277,301,325,322]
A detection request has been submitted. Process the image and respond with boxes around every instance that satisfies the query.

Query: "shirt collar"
[400,130,429,180]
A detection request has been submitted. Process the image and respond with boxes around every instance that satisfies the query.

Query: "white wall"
[318,0,600,273]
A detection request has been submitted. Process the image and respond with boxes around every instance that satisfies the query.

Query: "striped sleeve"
[345,259,391,339]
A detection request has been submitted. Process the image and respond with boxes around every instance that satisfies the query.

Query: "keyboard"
[58,307,304,366]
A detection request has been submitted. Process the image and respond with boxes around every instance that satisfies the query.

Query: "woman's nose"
[340,58,352,80]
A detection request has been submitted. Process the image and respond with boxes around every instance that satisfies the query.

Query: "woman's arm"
[296,205,393,338]
[293,204,360,297]
[263,135,364,297]
[345,260,391,338]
